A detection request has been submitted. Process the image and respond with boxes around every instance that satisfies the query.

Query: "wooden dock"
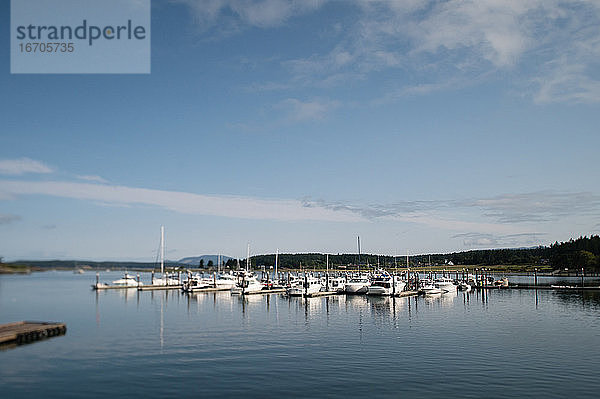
[0,321,66,346]
[242,288,287,295]
[473,285,600,290]
[183,287,231,293]
[92,284,140,290]
[394,290,419,297]
[137,284,183,291]
[306,291,340,297]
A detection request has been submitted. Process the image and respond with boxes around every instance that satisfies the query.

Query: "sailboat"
[152,226,179,286]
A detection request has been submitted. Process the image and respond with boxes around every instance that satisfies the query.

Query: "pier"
[241,288,287,295]
[394,290,419,297]
[182,286,231,293]
[138,284,183,291]
[306,291,340,297]
[0,321,66,346]
[93,284,139,290]
[473,285,600,290]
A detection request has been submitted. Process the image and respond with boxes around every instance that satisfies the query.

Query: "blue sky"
[1,0,600,261]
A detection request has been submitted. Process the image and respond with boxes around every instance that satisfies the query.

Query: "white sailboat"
[152,226,179,286]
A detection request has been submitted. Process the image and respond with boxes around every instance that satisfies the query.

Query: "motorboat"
[287,276,323,296]
[457,281,472,291]
[367,274,406,296]
[418,278,443,295]
[231,271,264,294]
[344,277,371,294]
[152,273,180,286]
[321,276,346,292]
[215,273,238,289]
[419,283,443,295]
[181,274,213,292]
[111,272,142,287]
[494,277,509,287]
[434,277,456,292]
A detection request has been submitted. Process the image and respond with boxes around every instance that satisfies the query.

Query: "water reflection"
[88,282,600,348]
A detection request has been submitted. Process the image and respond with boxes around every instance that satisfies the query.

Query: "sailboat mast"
[275,249,279,281]
[246,243,250,272]
[160,225,165,276]
[357,236,361,272]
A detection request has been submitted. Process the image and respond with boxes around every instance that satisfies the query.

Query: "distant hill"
[178,255,234,266]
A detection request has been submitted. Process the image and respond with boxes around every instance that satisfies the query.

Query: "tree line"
[10,235,600,272]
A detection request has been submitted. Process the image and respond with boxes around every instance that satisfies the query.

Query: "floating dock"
[473,285,600,290]
[394,290,419,297]
[241,288,287,295]
[138,285,183,291]
[0,321,66,346]
[182,287,231,293]
[92,284,141,290]
[306,291,340,297]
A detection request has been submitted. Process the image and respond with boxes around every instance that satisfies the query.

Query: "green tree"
[199,259,204,268]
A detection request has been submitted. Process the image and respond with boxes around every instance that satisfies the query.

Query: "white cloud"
[176,0,326,30]
[305,191,600,233]
[76,175,109,183]
[279,1,600,103]
[177,0,600,104]
[453,232,546,248]
[0,180,361,223]
[0,158,53,175]
[276,98,339,122]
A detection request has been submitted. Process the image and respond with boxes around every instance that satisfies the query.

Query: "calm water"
[1,271,600,398]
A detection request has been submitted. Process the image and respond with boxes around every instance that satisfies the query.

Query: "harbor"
[90,266,600,300]
[3,269,600,398]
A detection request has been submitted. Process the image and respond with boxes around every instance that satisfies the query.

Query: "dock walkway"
[138,285,183,291]
[0,321,66,346]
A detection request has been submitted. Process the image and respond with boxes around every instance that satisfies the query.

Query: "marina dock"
[93,284,139,290]
[394,290,419,297]
[0,321,66,346]
[306,291,340,297]
[138,284,183,291]
[472,285,600,290]
[182,286,231,293]
[242,288,287,295]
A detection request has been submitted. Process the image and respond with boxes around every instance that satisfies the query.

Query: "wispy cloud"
[0,158,53,175]
[0,214,21,225]
[276,98,339,122]
[452,232,546,248]
[467,192,600,223]
[0,180,361,223]
[175,0,326,34]
[223,0,600,104]
[76,175,109,184]
[305,191,600,226]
